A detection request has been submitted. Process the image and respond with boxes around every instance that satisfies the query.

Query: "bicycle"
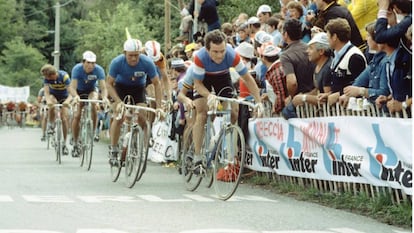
[180,95,257,200]
[109,96,159,187]
[49,103,65,164]
[74,99,104,171]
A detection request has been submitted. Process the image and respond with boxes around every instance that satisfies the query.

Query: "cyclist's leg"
[88,91,99,140]
[71,102,82,144]
[48,96,58,130]
[60,101,70,155]
[192,97,207,162]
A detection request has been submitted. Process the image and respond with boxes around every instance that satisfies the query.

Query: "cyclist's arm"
[106,75,121,103]
[194,79,210,98]
[159,67,172,102]
[98,79,109,100]
[69,79,79,98]
[43,85,53,104]
[151,76,163,109]
[67,80,78,98]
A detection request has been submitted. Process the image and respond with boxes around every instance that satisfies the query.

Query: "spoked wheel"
[181,129,202,191]
[124,126,144,188]
[82,120,94,171]
[136,121,151,182]
[213,125,245,200]
[110,153,122,182]
[55,121,62,164]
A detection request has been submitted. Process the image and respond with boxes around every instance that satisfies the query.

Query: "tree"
[74,2,156,70]
[0,37,46,96]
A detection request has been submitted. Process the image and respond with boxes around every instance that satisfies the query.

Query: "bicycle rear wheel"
[213,125,245,200]
[124,126,144,188]
[55,120,62,164]
[180,129,202,191]
[82,120,94,171]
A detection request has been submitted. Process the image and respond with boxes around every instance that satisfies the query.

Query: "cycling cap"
[82,50,96,62]
[123,39,142,52]
[144,40,161,62]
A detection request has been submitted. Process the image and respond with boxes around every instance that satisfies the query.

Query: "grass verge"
[245,174,412,229]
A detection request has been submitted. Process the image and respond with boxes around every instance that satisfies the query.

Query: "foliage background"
[0,0,280,99]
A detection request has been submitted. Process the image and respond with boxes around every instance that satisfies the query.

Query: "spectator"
[280,19,315,101]
[339,21,390,106]
[375,0,412,115]
[322,18,366,105]
[286,1,312,43]
[267,17,283,47]
[311,0,366,52]
[256,4,272,33]
[189,0,221,32]
[235,23,251,46]
[259,43,287,114]
[253,31,273,93]
[347,0,378,41]
[247,16,261,42]
[282,32,333,119]
[221,22,236,47]
[235,42,256,98]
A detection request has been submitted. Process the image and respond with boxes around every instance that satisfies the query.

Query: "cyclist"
[41,64,77,155]
[106,38,163,162]
[144,40,172,107]
[70,51,109,157]
[37,87,48,141]
[192,29,263,171]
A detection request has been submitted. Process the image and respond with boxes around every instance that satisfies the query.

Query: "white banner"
[247,117,412,195]
[0,85,30,103]
[148,119,178,163]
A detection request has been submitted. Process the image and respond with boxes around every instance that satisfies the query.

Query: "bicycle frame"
[77,99,104,171]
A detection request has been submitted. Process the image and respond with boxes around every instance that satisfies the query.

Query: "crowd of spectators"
[172,0,412,119]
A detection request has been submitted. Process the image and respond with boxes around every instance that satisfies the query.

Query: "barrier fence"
[247,99,412,205]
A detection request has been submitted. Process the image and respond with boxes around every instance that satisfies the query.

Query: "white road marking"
[137,194,192,202]
[77,195,141,203]
[0,195,13,202]
[22,195,74,203]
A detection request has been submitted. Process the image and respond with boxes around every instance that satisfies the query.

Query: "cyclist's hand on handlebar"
[72,95,80,104]
[113,101,125,120]
[256,102,265,118]
[207,94,217,109]
[155,108,166,120]
[102,97,110,108]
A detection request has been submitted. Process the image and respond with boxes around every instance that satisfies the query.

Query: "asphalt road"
[0,127,410,233]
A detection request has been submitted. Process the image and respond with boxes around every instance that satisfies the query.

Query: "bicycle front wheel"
[181,128,202,191]
[213,125,245,200]
[82,120,94,171]
[124,126,144,188]
[136,121,151,182]
[55,120,62,164]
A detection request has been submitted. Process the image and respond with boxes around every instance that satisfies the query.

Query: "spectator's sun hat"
[123,39,142,52]
[235,42,254,59]
[185,43,197,53]
[247,16,260,25]
[171,58,185,69]
[82,51,96,62]
[255,31,273,44]
[259,43,281,57]
[308,32,329,46]
[257,4,272,16]
[145,40,161,62]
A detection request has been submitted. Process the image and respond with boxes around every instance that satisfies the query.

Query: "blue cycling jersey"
[44,70,70,96]
[108,54,158,87]
[71,63,105,92]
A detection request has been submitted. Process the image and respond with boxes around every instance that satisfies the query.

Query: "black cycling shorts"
[115,83,146,104]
